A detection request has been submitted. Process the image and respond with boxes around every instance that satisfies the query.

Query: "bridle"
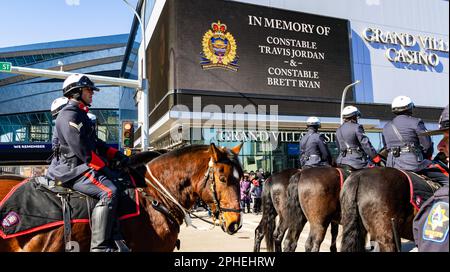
[203,159,242,225]
[140,157,242,228]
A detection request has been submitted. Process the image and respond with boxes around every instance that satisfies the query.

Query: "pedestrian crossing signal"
[122,121,134,148]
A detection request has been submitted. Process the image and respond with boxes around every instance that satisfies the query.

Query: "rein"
[131,157,241,229]
[144,164,193,227]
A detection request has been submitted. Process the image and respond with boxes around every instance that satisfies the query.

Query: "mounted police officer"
[382,96,448,186]
[336,106,381,172]
[47,74,129,252]
[299,117,332,168]
[47,97,69,180]
[412,104,449,252]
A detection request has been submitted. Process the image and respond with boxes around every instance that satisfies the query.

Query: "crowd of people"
[240,169,266,214]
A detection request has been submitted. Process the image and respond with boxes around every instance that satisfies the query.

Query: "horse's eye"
[219,176,226,183]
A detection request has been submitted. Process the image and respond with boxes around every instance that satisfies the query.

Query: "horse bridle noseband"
[203,159,242,223]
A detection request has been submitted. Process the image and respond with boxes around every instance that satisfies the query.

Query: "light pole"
[340,80,361,124]
[122,0,149,151]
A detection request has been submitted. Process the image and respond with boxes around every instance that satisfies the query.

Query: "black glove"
[100,166,121,179]
[111,152,130,170]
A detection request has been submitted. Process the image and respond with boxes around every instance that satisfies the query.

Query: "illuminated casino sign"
[363,27,449,67]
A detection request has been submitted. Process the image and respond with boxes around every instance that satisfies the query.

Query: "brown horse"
[253,168,300,252]
[286,167,343,252]
[0,143,244,252]
[340,167,416,252]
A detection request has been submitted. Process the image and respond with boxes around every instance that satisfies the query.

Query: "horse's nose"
[227,222,240,234]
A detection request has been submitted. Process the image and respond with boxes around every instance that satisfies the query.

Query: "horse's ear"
[230,142,243,155]
[209,143,221,162]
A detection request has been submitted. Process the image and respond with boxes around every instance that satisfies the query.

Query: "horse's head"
[200,143,244,235]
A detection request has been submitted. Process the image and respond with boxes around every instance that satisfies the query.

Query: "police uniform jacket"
[299,128,332,167]
[412,185,449,252]
[336,121,378,169]
[46,129,60,180]
[382,114,433,172]
[47,100,119,184]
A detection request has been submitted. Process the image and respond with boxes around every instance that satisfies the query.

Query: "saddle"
[0,175,140,246]
[400,170,441,211]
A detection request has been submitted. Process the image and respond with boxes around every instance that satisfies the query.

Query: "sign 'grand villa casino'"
[148,0,353,119]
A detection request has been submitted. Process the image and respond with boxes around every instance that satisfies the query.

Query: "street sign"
[0,62,12,72]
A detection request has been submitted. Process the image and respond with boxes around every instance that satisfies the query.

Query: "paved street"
[177,210,416,252]
[177,210,336,252]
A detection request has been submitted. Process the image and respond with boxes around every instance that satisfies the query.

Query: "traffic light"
[122,121,134,148]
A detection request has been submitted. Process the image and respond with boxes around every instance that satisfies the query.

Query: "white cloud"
[65,0,80,6]
[366,0,381,6]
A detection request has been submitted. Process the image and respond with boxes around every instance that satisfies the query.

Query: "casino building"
[0,0,448,175]
[0,34,131,174]
[124,0,448,173]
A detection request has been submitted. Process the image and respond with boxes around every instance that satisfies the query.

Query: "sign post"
[0,62,12,72]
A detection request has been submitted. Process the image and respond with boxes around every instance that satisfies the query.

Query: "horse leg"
[282,214,307,252]
[329,221,339,252]
[273,218,288,252]
[253,219,266,252]
[305,223,328,252]
[368,220,397,252]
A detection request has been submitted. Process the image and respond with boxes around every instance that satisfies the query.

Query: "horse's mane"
[158,145,241,169]
[128,150,169,168]
[161,145,209,158]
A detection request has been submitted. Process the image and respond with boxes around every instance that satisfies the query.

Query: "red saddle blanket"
[0,176,140,239]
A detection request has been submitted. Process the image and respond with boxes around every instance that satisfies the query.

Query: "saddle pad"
[399,170,439,211]
[0,176,140,239]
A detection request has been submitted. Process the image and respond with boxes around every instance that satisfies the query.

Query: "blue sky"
[0,0,136,48]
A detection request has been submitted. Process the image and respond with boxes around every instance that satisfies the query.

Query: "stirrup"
[114,240,130,252]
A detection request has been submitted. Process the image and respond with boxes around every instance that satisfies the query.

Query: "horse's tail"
[340,172,366,252]
[286,172,303,237]
[262,176,276,252]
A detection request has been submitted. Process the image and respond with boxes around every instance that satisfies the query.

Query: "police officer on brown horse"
[382,96,448,187]
[299,117,332,168]
[336,106,381,172]
[47,74,129,252]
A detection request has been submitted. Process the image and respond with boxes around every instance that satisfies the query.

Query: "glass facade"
[0,51,87,67]
[0,110,120,144]
[171,127,443,174]
[155,127,385,174]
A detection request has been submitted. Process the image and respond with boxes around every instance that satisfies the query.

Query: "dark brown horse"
[286,167,343,252]
[253,168,300,252]
[340,167,415,252]
[0,143,244,252]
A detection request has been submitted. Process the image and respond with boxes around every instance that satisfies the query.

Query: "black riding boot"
[90,199,116,252]
[111,219,130,252]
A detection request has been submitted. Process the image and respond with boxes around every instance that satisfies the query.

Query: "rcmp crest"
[201,21,239,72]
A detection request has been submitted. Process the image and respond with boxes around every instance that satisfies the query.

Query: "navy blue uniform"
[47,100,120,204]
[299,128,332,168]
[383,114,448,186]
[382,114,433,171]
[46,128,61,181]
[336,121,378,170]
[413,185,449,252]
